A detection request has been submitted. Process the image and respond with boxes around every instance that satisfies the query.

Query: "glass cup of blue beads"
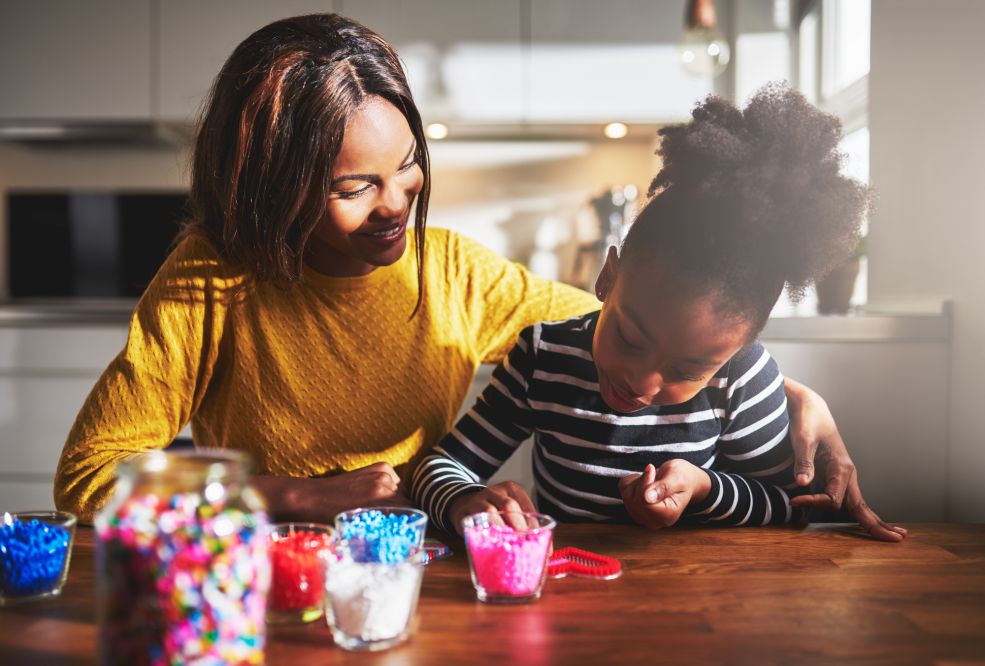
[334,507,427,564]
[0,510,77,605]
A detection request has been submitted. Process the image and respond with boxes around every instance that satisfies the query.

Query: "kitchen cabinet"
[0,0,153,121]
[0,325,127,511]
[1,0,712,127]
[157,0,525,125]
[156,0,332,123]
[527,0,712,122]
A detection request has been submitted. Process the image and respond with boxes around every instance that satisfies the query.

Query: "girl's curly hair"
[622,82,870,333]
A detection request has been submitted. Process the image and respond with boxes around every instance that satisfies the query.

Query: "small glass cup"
[0,510,77,605]
[334,507,427,564]
[462,511,555,604]
[266,522,334,624]
[324,540,425,651]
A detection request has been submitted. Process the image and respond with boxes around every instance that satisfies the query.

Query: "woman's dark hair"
[621,82,870,334]
[180,13,431,311]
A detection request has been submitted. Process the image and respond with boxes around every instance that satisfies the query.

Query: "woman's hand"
[618,460,711,531]
[252,462,411,523]
[448,481,537,535]
[784,378,907,542]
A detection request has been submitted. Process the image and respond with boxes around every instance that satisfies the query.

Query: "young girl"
[412,84,907,541]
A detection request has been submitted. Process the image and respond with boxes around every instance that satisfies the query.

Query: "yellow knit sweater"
[54,228,598,522]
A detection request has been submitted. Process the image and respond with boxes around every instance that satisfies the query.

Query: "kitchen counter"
[0,299,952,341]
[0,523,982,664]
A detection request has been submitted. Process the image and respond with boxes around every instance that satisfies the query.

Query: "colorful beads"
[96,492,269,666]
[335,508,427,564]
[267,525,333,622]
[0,516,73,599]
[463,514,555,602]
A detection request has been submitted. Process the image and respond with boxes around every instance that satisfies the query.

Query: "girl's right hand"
[448,481,537,535]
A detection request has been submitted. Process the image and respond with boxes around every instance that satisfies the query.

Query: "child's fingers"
[638,465,658,504]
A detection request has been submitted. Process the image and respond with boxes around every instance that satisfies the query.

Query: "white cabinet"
[156,0,332,123]
[528,0,711,122]
[157,0,525,125]
[0,0,153,120]
[0,0,711,126]
[0,325,127,511]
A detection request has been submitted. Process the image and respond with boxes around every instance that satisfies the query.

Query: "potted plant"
[816,236,865,315]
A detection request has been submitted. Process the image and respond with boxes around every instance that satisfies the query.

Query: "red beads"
[268,529,333,613]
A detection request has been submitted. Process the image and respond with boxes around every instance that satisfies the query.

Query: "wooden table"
[1,524,983,665]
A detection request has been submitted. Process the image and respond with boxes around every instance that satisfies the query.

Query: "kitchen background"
[0,0,980,524]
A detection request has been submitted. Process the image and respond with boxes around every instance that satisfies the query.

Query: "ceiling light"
[603,123,628,139]
[425,123,449,140]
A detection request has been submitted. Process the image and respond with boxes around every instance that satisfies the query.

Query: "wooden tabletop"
[1,523,983,665]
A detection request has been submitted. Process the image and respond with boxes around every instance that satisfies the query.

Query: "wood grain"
[1,524,983,665]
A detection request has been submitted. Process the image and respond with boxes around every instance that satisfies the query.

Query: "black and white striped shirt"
[412,311,808,534]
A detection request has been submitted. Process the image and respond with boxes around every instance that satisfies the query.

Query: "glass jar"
[95,449,270,666]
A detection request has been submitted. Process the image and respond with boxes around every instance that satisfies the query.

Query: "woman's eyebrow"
[330,141,417,187]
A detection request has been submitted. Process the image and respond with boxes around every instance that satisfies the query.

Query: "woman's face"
[308,96,424,277]
[592,248,753,412]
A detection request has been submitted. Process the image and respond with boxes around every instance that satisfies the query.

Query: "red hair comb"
[547,547,622,580]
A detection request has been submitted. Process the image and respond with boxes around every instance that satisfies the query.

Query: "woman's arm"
[784,377,907,541]
[252,463,410,522]
[452,232,598,365]
[55,237,231,523]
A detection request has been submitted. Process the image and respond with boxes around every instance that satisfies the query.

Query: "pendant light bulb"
[678,0,731,78]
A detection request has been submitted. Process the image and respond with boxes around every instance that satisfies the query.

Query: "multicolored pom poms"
[0,512,75,602]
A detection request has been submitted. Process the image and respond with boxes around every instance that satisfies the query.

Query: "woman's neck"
[304,240,377,278]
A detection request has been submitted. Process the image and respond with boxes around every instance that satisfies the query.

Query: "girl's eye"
[398,159,417,173]
[671,368,704,382]
[616,325,643,351]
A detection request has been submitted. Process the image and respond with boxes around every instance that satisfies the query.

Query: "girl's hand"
[448,481,538,535]
[618,460,711,531]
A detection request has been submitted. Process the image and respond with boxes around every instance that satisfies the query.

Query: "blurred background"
[0,0,981,524]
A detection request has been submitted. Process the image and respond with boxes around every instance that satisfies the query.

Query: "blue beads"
[0,518,71,597]
[337,509,426,564]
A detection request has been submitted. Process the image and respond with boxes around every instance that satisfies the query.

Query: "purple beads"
[0,512,74,601]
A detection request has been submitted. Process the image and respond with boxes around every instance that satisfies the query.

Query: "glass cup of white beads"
[323,538,425,651]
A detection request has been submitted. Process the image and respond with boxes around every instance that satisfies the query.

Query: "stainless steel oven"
[6,190,189,300]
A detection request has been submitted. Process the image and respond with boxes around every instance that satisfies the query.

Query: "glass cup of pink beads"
[462,511,555,604]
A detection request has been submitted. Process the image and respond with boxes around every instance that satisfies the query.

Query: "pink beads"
[462,513,555,603]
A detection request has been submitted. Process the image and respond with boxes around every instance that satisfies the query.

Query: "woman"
[54,13,891,539]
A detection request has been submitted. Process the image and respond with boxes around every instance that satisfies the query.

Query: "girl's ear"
[595,246,620,301]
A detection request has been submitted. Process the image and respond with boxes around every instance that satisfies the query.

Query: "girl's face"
[308,96,425,277]
[592,248,753,412]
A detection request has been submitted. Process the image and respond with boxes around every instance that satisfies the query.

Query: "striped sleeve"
[683,342,808,526]
[412,325,538,534]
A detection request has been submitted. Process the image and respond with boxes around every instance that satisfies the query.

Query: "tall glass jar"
[95,449,270,666]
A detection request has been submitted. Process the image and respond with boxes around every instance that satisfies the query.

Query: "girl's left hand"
[618,460,710,531]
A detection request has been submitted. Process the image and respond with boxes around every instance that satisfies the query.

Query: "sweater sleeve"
[53,236,237,523]
[450,232,598,365]
[684,342,809,526]
[412,325,538,534]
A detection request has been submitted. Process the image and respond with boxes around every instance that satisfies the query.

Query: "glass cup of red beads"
[462,511,555,604]
[0,510,76,605]
[266,522,335,624]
